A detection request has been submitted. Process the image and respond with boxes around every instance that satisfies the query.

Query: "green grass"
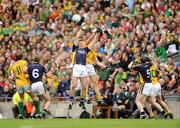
[0,119,180,128]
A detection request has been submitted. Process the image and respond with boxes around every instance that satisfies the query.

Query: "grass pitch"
[0,119,179,128]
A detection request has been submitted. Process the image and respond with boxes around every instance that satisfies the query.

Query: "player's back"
[86,49,96,65]
[12,60,30,86]
[133,63,152,83]
[28,63,47,84]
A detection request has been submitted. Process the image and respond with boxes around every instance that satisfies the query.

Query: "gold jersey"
[11,60,30,86]
[86,49,96,65]
[71,51,75,64]
[150,65,158,84]
[139,73,144,85]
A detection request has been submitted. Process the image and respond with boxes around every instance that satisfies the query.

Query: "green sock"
[18,102,24,116]
[33,101,40,114]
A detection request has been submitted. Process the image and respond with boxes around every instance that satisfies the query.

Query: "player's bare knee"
[156,95,161,102]
[43,94,51,102]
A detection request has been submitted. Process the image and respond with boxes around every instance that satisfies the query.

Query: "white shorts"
[142,83,154,96]
[86,64,96,76]
[31,81,45,96]
[16,84,31,94]
[152,82,161,96]
[73,64,88,77]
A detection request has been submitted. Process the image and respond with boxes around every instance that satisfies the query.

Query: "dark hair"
[15,51,23,60]
[140,56,151,63]
[34,55,40,63]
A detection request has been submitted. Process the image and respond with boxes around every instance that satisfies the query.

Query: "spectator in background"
[100,0,111,10]
[111,67,127,88]
[165,35,179,56]
[57,75,69,97]
[0,83,15,101]
[154,41,167,62]
[98,59,112,83]
[0,0,179,120]
[113,85,133,118]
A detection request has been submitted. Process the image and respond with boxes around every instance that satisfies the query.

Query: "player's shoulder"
[12,60,23,68]
[150,65,156,70]
[88,49,96,57]
[28,63,38,67]
[18,60,28,66]
[37,63,45,68]
[36,63,45,69]
[143,62,151,67]
[18,59,27,63]
[90,49,96,54]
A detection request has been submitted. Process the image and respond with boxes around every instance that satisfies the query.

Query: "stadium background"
[0,0,179,124]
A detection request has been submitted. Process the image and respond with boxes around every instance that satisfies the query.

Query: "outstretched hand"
[80,22,89,32]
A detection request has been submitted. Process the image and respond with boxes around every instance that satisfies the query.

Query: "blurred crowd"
[0,0,179,117]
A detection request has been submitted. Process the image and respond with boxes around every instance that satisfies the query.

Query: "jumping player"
[68,28,95,110]
[84,32,107,105]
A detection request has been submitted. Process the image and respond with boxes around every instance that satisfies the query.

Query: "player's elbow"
[25,74,29,78]
[46,71,51,78]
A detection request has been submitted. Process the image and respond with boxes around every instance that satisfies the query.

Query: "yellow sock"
[81,90,88,99]
[150,113,155,117]
[96,94,102,101]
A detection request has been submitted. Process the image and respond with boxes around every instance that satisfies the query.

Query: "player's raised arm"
[87,33,99,49]
[74,29,83,46]
[82,33,95,48]
[84,24,98,47]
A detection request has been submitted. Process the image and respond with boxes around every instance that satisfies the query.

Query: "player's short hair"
[15,51,23,60]
[140,55,151,63]
[34,55,40,63]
